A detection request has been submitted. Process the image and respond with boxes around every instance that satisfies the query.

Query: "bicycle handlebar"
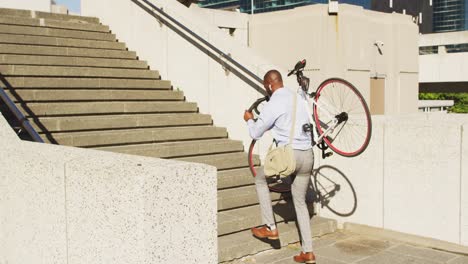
[287,59,307,76]
[248,96,269,115]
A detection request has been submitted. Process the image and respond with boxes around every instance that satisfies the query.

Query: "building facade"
[433,0,467,32]
[371,0,434,34]
[198,0,371,14]
[200,0,468,34]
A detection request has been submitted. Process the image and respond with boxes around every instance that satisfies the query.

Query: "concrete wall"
[419,32,468,84]
[248,4,419,115]
[0,0,51,12]
[419,53,468,83]
[0,115,218,264]
[316,114,468,247]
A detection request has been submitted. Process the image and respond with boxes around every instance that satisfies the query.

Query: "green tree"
[419,93,468,113]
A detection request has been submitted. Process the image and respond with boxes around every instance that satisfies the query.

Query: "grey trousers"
[255,148,314,252]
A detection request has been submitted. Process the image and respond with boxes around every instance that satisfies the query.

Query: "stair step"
[5,89,182,102]
[0,54,148,69]
[178,152,260,170]
[217,185,281,211]
[0,65,158,79]
[0,24,115,41]
[0,8,100,24]
[0,33,126,50]
[43,126,227,146]
[0,44,136,59]
[96,139,244,157]
[2,77,171,89]
[218,168,255,189]
[20,101,197,117]
[218,217,337,262]
[0,16,109,33]
[31,113,213,132]
[218,202,314,236]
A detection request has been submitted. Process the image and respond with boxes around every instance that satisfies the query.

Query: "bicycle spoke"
[314,78,371,157]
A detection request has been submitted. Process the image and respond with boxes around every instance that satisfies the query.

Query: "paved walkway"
[226,230,468,264]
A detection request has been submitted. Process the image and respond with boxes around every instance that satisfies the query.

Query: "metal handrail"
[0,86,44,143]
[131,0,267,96]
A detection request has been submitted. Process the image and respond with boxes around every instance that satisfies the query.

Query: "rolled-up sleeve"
[246,102,277,140]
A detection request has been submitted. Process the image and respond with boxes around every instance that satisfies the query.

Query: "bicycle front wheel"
[313,78,372,157]
[248,139,292,194]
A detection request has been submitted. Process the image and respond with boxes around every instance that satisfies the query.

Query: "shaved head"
[264,70,283,84]
[263,69,284,95]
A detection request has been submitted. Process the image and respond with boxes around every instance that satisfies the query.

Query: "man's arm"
[245,102,277,140]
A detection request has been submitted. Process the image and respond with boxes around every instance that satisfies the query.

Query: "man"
[243,70,315,263]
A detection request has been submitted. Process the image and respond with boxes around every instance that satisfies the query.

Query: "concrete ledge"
[344,223,468,255]
[0,115,218,264]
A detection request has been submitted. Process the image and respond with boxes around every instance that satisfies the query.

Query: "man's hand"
[244,110,254,122]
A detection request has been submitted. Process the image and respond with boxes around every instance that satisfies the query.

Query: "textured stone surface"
[384,117,462,244]
[0,65,157,78]
[0,24,115,41]
[33,113,213,132]
[99,139,243,158]
[462,122,468,246]
[65,152,217,264]
[224,230,467,264]
[0,44,135,59]
[387,244,458,262]
[318,116,385,228]
[0,54,147,69]
[219,217,336,262]
[7,89,179,103]
[0,16,109,32]
[0,33,126,49]
[20,101,194,116]
[179,152,259,170]
[0,8,100,24]
[0,114,218,264]
[217,185,281,211]
[4,77,171,89]
[49,126,226,147]
[217,167,255,189]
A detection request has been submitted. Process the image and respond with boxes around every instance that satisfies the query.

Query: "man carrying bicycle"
[243,70,315,264]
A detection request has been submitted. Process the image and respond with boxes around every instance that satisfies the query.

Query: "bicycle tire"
[313,165,357,217]
[313,78,372,157]
[248,139,291,193]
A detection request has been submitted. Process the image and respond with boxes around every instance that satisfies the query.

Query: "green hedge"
[419,93,468,113]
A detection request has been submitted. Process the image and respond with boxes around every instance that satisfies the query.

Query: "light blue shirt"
[247,87,312,150]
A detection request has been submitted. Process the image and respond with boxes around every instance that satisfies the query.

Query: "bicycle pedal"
[325,152,333,157]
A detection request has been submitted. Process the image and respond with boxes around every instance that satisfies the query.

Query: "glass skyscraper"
[433,0,467,32]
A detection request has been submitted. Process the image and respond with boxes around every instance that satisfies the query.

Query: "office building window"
[433,0,466,32]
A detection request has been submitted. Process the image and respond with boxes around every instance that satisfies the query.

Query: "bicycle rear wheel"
[313,78,372,157]
[313,165,357,217]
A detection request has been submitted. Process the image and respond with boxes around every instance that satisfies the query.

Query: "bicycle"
[247,59,371,216]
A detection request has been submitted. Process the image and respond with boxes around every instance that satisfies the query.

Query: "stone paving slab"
[225,230,468,264]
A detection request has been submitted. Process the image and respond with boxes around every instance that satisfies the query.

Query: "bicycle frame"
[299,88,341,148]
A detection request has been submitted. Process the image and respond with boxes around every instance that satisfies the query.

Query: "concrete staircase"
[0,8,336,262]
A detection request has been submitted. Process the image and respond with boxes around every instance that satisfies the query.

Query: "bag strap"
[288,89,297,145]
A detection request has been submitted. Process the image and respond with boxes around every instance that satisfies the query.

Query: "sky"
[55,0,80,14]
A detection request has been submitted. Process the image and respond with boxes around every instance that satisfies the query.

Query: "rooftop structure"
[198,0,370,13]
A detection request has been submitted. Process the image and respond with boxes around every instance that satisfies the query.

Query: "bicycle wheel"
[248,140,291,193]
[313,165,357,217]
[313,78,372,157]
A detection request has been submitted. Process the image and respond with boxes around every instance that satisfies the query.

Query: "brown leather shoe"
[293,252,316,264]
[251,225,279,240]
